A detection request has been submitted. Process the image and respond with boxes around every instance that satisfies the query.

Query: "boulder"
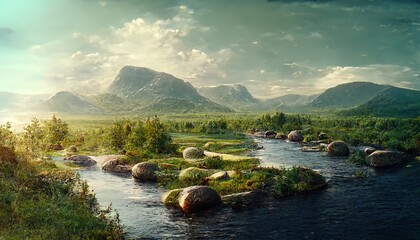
[366,150,409,168]
[179,167,211,183]
[288,130,303,142]
[68,145,77,152]
[365,148,376,155]
[178,186,222,213]
[132,162,159,181]
[265,130,277,138]
[182,147,205,160]
[64,155,96,167]
[354,146,376,155]
[275,133,287,140]
[253,131,265,138]
[318,132,328,140]
[206,171,229,181]
[162,189,183,208]
[327,141,349,156]
[102,158,132,173]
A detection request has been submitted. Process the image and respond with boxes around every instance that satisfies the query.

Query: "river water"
[78,138,420,239]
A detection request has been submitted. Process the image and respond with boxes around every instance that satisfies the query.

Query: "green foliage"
[0,122,16,149]
[348,152,367,165]
[22,118,45,158]
[0,151,123,239]
[201,156,259,171]
[44,115,69,149]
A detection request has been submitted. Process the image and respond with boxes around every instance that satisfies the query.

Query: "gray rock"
[206,171,229,181]
[132,162,159,181]
[68,145,77,152]
[182,147,205,160]
[327,141,349,156]
[288,130,303,142]
[265,130,277,138]
[178,186,221,213]
[102,158,132,173]
[64,155,96,167]
[366,150,410,168]
[222,190,266,208]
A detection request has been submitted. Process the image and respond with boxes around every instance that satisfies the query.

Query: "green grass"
[0,158,123,239]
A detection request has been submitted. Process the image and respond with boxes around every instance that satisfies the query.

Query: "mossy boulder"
[132,162,159,181]
[162,189,183,208]
[222,190,266,208]
[288,130,303,142]
[179,167,211,183]
[64,155,96,167]
[178,186,222,213]
[275,133,287,140]
[182,147,205,160]
[327,141,349,156]
[366,150,409,168]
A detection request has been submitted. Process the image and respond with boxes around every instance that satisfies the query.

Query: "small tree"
[44,115,69,149]
[0,122,15,149]
[22,118,45,158]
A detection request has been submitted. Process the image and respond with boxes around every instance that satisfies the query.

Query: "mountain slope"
[107,66,231,112]
[267,94,319,106]
[341,87,420,118]
[311,82,388,109]
[41,91,102,113]
[198,84,259,110]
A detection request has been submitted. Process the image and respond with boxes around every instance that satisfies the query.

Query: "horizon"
[1,0,419,98]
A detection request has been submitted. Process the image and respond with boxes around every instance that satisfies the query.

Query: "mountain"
[40,91,102,114]
[107,66,231,112]
[198,84,259,110]
[267,94,319,106]
[0,92,49,110]
[341,87,420,118]
[310,82,388,109]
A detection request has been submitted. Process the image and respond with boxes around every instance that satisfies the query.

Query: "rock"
[221,190,266,208]
[253,131,265,138]
[182,147,205,160]
[354,146,376,155]
[132,162,159,181]
[162,189,183,208]
[0,146,17,165]
[288,130,303,142]
[275,133,287,140]
[366,150,410,168]
[64,155,96,167]
[178,186,222,213]
[265,130,277,138]
[327,141,349,156]
[51,144,64,151]
[206,171,229,181]
[102,158,132,173]
[179,167,211,183]
[68,145,77,152]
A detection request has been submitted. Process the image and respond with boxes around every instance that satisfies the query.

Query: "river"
[78,138,420,239]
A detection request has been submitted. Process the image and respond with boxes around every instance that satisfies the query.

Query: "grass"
[0,157,123,239]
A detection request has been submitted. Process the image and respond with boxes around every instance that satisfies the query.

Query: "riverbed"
[78,138,420,239]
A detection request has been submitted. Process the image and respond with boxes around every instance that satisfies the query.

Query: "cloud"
[0,27,14,44]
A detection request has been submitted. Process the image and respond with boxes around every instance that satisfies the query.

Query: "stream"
[75,138,419,239]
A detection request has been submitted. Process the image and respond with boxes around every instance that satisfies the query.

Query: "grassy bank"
[0,156,123,239]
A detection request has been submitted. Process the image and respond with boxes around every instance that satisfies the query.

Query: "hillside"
[107,66,231,113]
[310,82,388,109]
[266,94,318,106]
[40,91,102,114]
[341,87,420,118]
[198,84,259,110]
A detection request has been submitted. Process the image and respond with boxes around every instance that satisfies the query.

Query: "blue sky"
[1,0,419,98]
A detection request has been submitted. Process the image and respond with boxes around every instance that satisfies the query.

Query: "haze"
[1,0,419,98]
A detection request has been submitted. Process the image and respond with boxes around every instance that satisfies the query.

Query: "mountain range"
[1,66,419,118]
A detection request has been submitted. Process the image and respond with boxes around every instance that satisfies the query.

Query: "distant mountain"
[341,87,420,118]
[267,94,319,107]
[41,91,102,114]
[107,66,231,113]
[198,84,259,110]
[310,82,388,109]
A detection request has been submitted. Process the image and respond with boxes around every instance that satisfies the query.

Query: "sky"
[0,0,419,98]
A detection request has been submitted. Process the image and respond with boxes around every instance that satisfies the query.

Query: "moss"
[348,152,367,165]
[162,189,183,207]
[178,167,211,184]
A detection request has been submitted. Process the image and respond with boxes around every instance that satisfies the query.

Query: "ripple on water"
[73,140,420,239]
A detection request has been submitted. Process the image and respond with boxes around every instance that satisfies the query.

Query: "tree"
[22,118,45,158]
[44,115,69,149]
[0,122,15,149]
